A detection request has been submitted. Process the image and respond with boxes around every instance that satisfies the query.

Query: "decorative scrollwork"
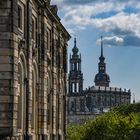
[18,38,25,52]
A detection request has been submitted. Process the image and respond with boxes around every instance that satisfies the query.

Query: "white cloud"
[62,8,140,37]
[95,12,140,46]
[97,36,124,46]
[62,2,119,25]
[51,0,140,46]
[60,2,117,32]
[94,12,140,37]
[60,1,133,31]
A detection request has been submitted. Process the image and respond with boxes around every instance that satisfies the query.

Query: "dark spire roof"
[99,36,105,62]
[72,37,79,54]
[101,36,103,57]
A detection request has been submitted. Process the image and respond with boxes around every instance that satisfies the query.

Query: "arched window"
[17,53,27,132]
[31,61,38,132]
[72,83,74,93]
[18,5,22,29]
[17,62,23,129]
[47,29,51,52]
[32,69,36,129]
[76,83,79,92]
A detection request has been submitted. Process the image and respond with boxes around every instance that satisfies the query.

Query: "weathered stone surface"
[0,72,13,79]
[0,0,70,139]
[0,95,13,103]
[0,0,11,8]
[0,32,11,39]
[0,56,12,63]
[0,64,12,71]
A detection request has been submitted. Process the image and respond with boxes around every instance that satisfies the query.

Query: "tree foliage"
[67,103,140,140]
[111,103,140,115]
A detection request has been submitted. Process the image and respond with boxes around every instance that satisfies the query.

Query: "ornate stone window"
[47,29,51,52]
[32,16,37,42]
[32,69,35,129]
[18,5,22,29]
[17,62,23,129]
[17,52,26,132]
[18,1,25,32]
[31,61,38,132]
[32,18,35,40]
[76,83,79,92]
[72,83,74,92]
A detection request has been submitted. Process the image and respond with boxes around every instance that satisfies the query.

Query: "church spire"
[69,37,83,95]
[72,37,79,55]
[99,36,105,62]
[94,36,110,87]
[101,36,103,57]
[74,37,76,47]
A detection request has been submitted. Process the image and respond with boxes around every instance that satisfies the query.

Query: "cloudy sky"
[51,0,140,102]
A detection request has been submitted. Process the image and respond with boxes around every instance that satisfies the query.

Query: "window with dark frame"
[32,18,35,40]
[18,5,22,29]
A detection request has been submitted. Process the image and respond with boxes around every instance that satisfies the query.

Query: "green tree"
[67,103,140,140]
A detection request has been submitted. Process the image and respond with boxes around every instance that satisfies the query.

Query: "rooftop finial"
[101,36,103,57]
[74,37,76,47]
[99,36,105,62]
[72,37,79,54]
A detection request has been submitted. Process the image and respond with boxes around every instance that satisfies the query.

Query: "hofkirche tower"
[68,38,83,95]
[67,37,131,124]
[94,36,110,87]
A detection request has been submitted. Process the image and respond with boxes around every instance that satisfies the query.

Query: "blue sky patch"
[124,6,139,14]
[92,11,118,19]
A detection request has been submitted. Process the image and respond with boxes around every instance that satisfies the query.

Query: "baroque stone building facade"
[67,37,131,124]
[0,0,70,139]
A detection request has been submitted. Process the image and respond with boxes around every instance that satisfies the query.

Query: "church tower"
[94,36,110,87]
[68,38,83,95]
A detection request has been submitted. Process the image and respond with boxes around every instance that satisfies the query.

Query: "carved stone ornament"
[18,38,25,52]
[32,42,38,58]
